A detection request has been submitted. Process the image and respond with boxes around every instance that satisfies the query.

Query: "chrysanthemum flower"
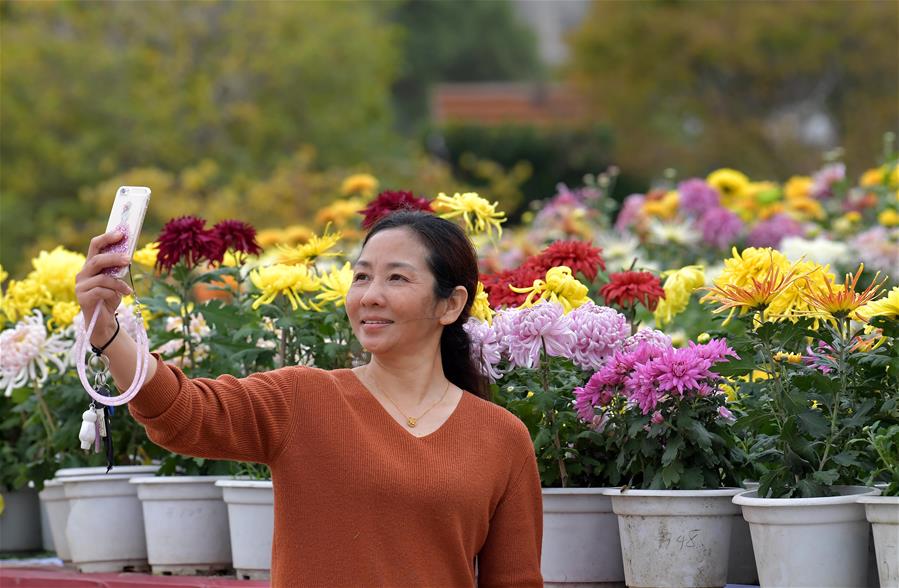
[699,207,744,250]
[0,264,7,285]
[654,265,706,327]
[462,317,503,381]
[155,216,223,272]
[1,279,52,323]
[641,190,680,220]
[316,198,366,229]
[340,173,379,198]
[523,240,606,281]
[746,214,803,249]
[359,190,433,229]
[801,264,887,321]
[275,225,342,266]
[511,266,590,313]
[784,176,813,200]
[28,246,85,303]
[600,271,666,311]
[470,282,495,324]
[623,328,671,352]
[567,301,629,371]
[810,163,845,199]
[856,286,899,321]
[250,264,321,311]
[132,242,159,269]
[502,301,576,369]
[678,179,720,217]
[707,168,750,204]
[0,311,68,397]
[315,262,353,308]
[49,301,79,331]
[433,192,506,239]
[212,220,263,259]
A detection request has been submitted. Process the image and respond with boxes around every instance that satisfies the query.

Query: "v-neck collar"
[343,370,467,440]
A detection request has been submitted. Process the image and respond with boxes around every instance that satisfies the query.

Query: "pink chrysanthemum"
[678,179,720,217]
[567,301,629,371]
[623,329,671,353]
[503,302,576,369]
[462,317,503,382]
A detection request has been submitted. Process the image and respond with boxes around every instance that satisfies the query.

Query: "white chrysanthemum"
[647,219,700,248]
[595,232,642,272]
[0,311,69,396]
[780,236,850,269]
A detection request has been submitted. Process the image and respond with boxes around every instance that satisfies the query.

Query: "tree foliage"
[568,0,898,180]
[0,0,403,269]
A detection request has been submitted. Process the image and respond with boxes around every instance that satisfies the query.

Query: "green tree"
[390,0,542,130]
[568,0,898,180]
[0,0,403,270]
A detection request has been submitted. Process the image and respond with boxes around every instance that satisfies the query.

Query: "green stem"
[541,338,568,488]
[819,317,849,472]
[32,382,57,441]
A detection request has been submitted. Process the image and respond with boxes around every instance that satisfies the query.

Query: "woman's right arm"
[75,231,158,389]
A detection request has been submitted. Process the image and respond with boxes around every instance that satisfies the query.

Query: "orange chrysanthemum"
[802,264,887,321]
[701,256,808,324]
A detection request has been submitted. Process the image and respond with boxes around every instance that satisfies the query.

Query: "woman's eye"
[389,274,407,281]
[352,273,368,282]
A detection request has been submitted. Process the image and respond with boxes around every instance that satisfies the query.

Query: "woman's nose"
[359,279,385,306]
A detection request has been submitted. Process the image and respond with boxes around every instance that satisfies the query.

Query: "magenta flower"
[504,302,575,369]
[699,207,744,249]
[567,301,629,371]
[651,411,665,425]
[689,338,739,363]
[614,193,646,232]
[645,347,713,396]
[747,214,803,248]
[717,406,736,422]
[678,179,720,217]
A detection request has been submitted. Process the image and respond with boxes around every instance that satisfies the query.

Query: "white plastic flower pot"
[131,476,232,575]
[733,485,881,588]
[541,488,625,587]
[858,495,899,588]
[216,479,273,581]
[62,472,156,573]
[604,488,741,588]
[0,486,43,552]
[39,465,158,562]
[728,481,758,585]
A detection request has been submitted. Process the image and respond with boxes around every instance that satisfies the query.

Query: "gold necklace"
[369,371,452,428]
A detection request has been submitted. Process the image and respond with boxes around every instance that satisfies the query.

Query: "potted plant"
[703,254,896,588]
[859,422,899,588]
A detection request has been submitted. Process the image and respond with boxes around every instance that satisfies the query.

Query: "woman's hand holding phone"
[75,231,134,347]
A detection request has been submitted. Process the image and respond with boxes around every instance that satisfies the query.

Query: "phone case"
[100,186,151,278]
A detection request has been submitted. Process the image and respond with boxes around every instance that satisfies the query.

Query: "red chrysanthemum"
[480,266,546,308]
[359,190,433,229]
[155,216,223,272]
[600,271,666,311]
[212,219,262,260]
[523,240,606,282]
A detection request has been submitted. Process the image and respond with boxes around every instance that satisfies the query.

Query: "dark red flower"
[212,220,262,260]
[523,240,606,282]
[155,216,223,272]
[600,271,666,311]
[480,266,545,308]
[359,190,433,229]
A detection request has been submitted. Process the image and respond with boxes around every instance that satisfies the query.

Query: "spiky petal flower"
[433,192,506,239]
[0,311,69,397]
[250,264,321,311]
[470,282,495,324]
[359,190,433,229]
[600,271,666,311]
[802,264,887,321]
[511,266,590,313]
[315,261,353,308]
[524,240,606,281]
[654,265,706,327]
[212,220,262,259]
[274,225,342,266]
[156,216,223,272]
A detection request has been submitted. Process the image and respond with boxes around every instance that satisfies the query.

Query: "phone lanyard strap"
[74,274,151,406]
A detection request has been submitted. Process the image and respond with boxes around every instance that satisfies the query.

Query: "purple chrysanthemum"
[688,338,739,363]
[746,214,803,248]
[643,346,713,396]
[678,179,720,217]
[811,163,845,199]
[567,301,629,371]
[462,317,503,382]
[614,194,646,232]
[698,207,744,249]
[851,227,899,275]
[504,302,575,369]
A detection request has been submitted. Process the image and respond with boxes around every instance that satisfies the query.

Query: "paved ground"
[0,565,268,587]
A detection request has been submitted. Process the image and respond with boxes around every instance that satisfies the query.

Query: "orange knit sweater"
[129,356,544,587]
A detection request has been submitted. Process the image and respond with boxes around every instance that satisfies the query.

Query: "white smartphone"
[100,186,151,278]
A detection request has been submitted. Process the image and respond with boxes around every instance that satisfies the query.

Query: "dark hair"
[362,211,490,400]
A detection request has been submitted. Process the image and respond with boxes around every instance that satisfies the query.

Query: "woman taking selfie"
[75,211,543,587]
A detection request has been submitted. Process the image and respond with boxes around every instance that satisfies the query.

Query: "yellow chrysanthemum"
[132,242,159,269]
[250,264,321,311]
[49,300,80,330]
[0,264,7,285]
[773,351,803,364]
[275,226,342,266]
[340,173,379,198]
[707,168,750,204]
[784,176,813,200]
[654,265,706,327]
[856,286,899,321]
[256,228,288,249]
[766,260,836,323]
[1,279,52,322]
[470,282,495,324]
[315,262,353,309]
[642,191,679,220]
[511,266,589,313]
[786,197,825,221]
[878,209,899,227]
[315,198,365,228]
[28,246,86,303]
[860,167,887,187]
[433,192,506,239]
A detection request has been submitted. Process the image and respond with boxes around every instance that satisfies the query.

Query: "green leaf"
[797,410,830,438]
[662,436,684,466]
[812,469,839,486]
[661,461,684,488]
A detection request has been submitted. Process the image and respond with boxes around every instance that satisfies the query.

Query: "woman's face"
[346,227,449,358]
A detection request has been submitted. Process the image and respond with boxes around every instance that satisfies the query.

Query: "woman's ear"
[439,285,469,325]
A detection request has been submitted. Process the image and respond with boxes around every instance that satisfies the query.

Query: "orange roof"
[432,83,587,126]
